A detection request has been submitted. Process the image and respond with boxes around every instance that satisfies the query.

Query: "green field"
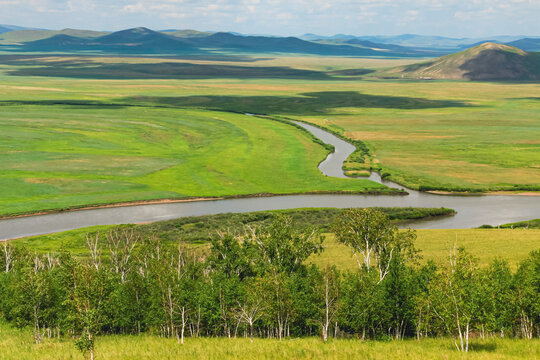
[0,53,538,215]
[313,229,540,270]
[0,102,391,216]
[1,322,538,360]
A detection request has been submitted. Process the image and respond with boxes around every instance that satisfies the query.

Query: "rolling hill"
[26,34,92,47]
[301,33,536,52]
[383,42,540,81]
[183,32,390,55]
[0,28,107,44]
[506,38,540,52]
[0,24,36,33]
[18,27,426,56]
[0,25,13,33]
[11,26,539,57]
[94,27,195,52]
[24,27,196,53]
[162,29,212,38]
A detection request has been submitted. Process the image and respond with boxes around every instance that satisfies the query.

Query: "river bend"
[1,118,539,240]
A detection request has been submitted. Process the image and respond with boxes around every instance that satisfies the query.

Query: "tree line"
[0,209,539,358]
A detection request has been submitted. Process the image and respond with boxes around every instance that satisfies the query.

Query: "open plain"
[0,54,538,218]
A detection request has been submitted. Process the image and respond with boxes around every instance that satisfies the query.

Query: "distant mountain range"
[383,43,540,81]
[7,27,438,56]
[160,29,212,38]
[0,25,539,55]
[0,24,36,33]
[506,38,540,52]
[300,33,539,51]
[0,27,107,44]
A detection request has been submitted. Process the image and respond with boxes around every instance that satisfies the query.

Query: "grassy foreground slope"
[1,323,538,360]
[0,104,389,216]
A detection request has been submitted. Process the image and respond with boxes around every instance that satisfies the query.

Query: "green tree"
[477,259,515,337]
[513,251,540,339]
[428,247,480,352]
[61,252,112,360]
[333,209,419,282]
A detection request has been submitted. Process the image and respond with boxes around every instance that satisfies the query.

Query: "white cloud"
[122,2,145,13]
[276,12,292,21]
[1,0,539,36]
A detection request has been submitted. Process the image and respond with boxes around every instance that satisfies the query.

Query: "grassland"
[1,321,538,360]
[1,53,538,199]
[0,102,391,217]
[313,229,540,271]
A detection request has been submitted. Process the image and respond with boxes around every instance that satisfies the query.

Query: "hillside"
[12,27,431,56]
[0,28,107,44]
[384,42,540,80]
[507,38,540,52]
[182,32,397,55]
[24,27,195,53]
[27,34,92,47]
[162,29,212,38]
[95,27,194,51]
[0,24,35,33]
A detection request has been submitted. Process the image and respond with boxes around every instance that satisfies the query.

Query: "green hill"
[184,32,395,55]
[13,27,427,56]
[0,28,107,44]
[162,29,212,38]
[23,27,196,53]
[384,42,540,81]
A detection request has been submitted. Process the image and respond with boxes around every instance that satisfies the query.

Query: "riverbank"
[427,190,540,196]
[1,121,539,240]
[0,188,405,220]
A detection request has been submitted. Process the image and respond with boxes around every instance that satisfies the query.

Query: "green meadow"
[1,322,538,360]
[0,54,539,215]
[0,103,386,216]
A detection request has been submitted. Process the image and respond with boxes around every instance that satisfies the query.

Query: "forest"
[1,209,539,359]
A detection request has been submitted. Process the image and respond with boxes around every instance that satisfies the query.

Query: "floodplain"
[1,53,539,216]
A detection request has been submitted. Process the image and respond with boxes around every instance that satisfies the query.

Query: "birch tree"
[513,251,540,339]
[333,209,419,282]
[235,281,264,342]
[2,241,15,273]
[106,228,139,283]
[429,246,480,352]
[317,267,340,342]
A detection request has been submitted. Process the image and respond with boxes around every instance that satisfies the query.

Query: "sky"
[2,0,539,37]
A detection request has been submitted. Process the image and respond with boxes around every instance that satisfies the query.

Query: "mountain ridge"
[17,27,426,56]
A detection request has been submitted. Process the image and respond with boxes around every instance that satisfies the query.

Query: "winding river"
[1,118,539,240]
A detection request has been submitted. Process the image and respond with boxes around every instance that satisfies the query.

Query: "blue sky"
[2,0,539,37]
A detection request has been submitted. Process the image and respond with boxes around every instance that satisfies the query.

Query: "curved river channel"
[1,119,539,240]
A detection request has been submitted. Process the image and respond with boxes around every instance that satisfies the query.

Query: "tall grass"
[1,322,538,360]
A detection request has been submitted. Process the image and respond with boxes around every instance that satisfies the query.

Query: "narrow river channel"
[1,117,539,240]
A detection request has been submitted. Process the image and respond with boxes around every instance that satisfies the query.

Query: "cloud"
[1,0,539,37]
[122,2,145,13]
